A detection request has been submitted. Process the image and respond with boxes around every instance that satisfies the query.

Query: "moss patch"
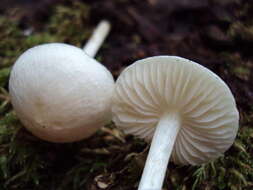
[0,0,252,190]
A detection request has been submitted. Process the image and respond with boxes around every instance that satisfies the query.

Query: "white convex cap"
[9,43,114,143]
[112,56,239,190]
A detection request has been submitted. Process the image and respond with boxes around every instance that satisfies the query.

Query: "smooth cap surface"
[112,56,239,165]
[9,43,114,142]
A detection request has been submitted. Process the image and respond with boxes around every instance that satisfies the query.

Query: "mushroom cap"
[9,43,114,143]
[112,56,239,165]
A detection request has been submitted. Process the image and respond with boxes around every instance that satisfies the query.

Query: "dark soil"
[0,0,252,190]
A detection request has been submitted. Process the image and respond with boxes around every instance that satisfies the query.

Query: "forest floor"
[0,0,252,189]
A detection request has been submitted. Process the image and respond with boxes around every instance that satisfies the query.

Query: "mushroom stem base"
[83,20,111,58]
[138,113,181,190]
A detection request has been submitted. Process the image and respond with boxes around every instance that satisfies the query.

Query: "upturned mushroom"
[112,56,239,190]
[9,21,114,143]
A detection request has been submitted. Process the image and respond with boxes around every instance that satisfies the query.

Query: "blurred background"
[0,0,252,190]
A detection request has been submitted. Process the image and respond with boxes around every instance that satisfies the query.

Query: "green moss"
[48,1,91,46]
[0,1,91,70]
[228,22,253,42]
[185,126,253,190]
[0,1,252,190]
[0,68,10,87]
[0,17,24,68]
[0,2,95,189]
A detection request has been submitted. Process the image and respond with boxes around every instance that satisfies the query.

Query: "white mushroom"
[9,21,114,143]
[112,56,239,190]
[83,20,111,57]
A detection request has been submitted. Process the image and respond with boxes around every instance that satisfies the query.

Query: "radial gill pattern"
[112,56,239,165]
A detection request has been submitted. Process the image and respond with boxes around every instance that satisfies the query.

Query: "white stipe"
[83,20,111,58]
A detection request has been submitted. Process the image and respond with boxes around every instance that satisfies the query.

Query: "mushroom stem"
[138,113,181,190]
[83,20,111,58]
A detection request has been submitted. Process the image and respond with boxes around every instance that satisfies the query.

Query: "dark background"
[0,0,252,190]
